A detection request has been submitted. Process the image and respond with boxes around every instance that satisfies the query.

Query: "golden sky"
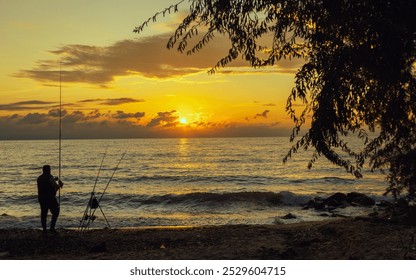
[0,0,302,139]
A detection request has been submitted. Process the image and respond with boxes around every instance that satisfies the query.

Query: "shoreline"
[1,217,415,260]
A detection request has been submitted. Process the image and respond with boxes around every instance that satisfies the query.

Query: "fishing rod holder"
[79,151,125,232]
[79,191,110,232]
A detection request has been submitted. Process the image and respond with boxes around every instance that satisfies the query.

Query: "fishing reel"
[88,197,99,209]
[54,177,64,188]
[81,215,96,222]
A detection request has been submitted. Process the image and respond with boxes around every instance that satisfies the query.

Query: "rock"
[281,213,297,219]
[377,200,393,207]
[324,192,348,207]
[314,202,326,210]
[303,197,325,210]
[347,192,375,206]
[302,192,377,213]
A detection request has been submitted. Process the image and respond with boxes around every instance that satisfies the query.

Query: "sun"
[179,117,188,125]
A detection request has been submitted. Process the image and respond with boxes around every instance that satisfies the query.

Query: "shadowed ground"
[0,218,415,259]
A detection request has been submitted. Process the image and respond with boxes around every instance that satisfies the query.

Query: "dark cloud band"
[14,34,302,85]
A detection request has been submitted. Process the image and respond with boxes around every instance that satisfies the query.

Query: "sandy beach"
[0,217,415,260]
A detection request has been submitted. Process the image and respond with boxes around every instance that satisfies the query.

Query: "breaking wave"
[97,191,314,209]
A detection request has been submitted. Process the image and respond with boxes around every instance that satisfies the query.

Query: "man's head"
[42,165,51,175]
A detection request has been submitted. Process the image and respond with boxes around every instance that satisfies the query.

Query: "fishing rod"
[82,151,126,231]
[79,146,109,230]
[97,151,126,203]
[58,64,62,205]
[91,145,110,195]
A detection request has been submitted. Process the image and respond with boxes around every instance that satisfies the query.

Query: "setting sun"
[179,117,188,125]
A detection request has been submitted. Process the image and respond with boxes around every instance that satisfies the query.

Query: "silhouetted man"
[37,165,63,233]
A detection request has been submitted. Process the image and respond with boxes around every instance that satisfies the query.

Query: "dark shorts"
[39,198,60,215]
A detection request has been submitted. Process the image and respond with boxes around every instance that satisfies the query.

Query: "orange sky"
[0,0,303,139]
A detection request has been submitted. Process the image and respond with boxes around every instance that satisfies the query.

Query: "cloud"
[0,97,145,115]
[14,36,216,84]
[254,110,270,119]
[0,109,138,139]
[0,100,56,111]
[182,121,290,138]
[62,111,89,123]
[112,110,145,120]
[15,33,302,85]
[147,110,179,127]
[80,97,145,106]
[245,110,271,122]
[48,109,68,118]
[18,113,51,125]
[263,103,277,107]
[0,109,291,140]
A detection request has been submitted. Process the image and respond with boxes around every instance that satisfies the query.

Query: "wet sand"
[0,217,415,259]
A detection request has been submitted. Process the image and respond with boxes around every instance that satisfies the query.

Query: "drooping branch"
[134,0,416,200]
[133,0,185,34]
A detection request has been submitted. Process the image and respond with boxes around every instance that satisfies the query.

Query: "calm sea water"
[0,137,388,229]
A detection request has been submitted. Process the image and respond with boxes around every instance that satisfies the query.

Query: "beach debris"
[160,244,166,249]
[281,213,297,219]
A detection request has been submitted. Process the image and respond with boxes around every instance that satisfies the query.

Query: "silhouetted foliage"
[135,0,416,201]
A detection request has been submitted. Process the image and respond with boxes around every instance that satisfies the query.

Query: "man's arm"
[49,177,63,191]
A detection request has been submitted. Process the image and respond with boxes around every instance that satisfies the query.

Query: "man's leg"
[49,199,60,231]
[40,202,48,232]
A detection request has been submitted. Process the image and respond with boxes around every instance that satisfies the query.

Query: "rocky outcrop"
[281,213,297,219]
[324,192,349,207]
[347,192,375,206]
[303,192,375,211]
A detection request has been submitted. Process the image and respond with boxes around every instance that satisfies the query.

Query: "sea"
[0,137,390,229]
